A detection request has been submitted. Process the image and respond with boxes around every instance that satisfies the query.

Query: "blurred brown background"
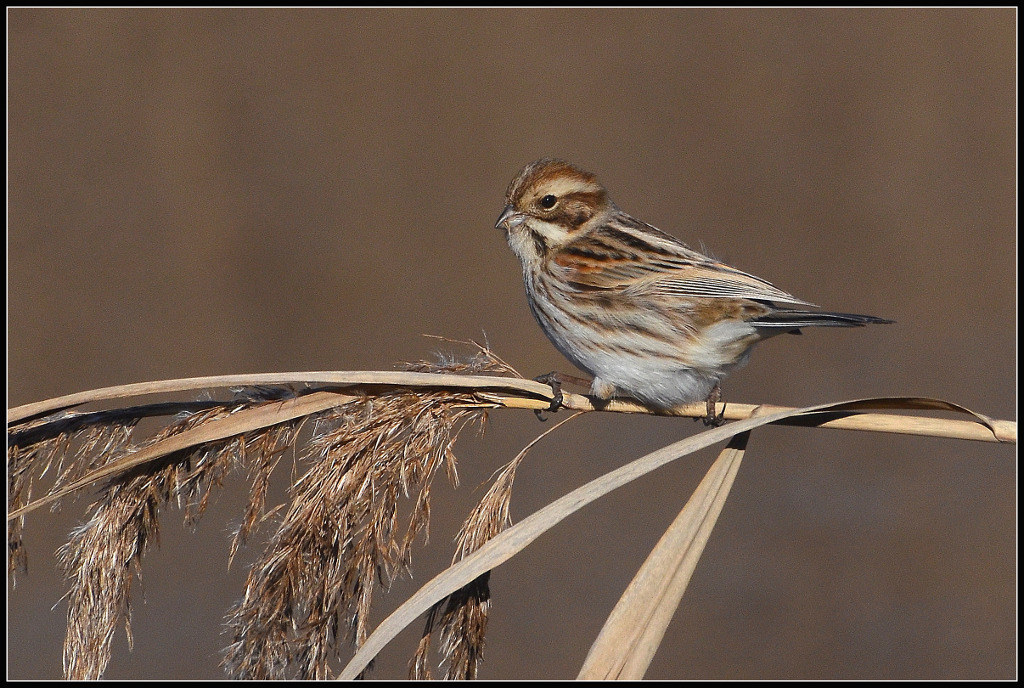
[7,8,1015,680]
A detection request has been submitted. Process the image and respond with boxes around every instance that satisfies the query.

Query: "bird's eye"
[540,194,557,209]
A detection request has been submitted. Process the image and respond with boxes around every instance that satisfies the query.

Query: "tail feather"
[752,310,895,329]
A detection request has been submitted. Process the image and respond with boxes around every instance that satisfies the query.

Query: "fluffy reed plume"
[51,392,302,680]
[8,416,138,580]
[221,345,524,679]
[221,390,485,679]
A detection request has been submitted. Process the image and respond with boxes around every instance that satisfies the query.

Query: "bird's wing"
[627,262,813,305]
[555,221,813,306]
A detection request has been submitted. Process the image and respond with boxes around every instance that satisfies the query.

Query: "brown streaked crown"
[505,159,612,232]
[504,159,598,204]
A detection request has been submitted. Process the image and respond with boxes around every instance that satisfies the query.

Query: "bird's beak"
[495,205,526,231]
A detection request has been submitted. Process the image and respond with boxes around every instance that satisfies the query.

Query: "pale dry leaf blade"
[9,391,357,521]
[8,371,553,425]
[578,431,750,680]
[744,396,1014,443]
[786,396,1011,440]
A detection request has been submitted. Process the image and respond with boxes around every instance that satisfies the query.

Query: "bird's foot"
[533,371,590,421]
[701,383,728,427]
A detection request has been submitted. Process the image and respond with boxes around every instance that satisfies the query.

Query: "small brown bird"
[495,158,892,422]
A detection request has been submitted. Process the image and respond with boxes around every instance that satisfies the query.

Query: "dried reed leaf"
[10,375,1013,444]
[578,431,751,679]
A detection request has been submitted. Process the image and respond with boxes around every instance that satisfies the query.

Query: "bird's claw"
[534,372,564,421]
[702,402,728,427]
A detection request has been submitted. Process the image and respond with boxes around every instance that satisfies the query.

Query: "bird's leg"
[702,382,728,427]
[533,371,591,421]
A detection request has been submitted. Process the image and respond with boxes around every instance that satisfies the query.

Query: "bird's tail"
[752,310,895,330]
